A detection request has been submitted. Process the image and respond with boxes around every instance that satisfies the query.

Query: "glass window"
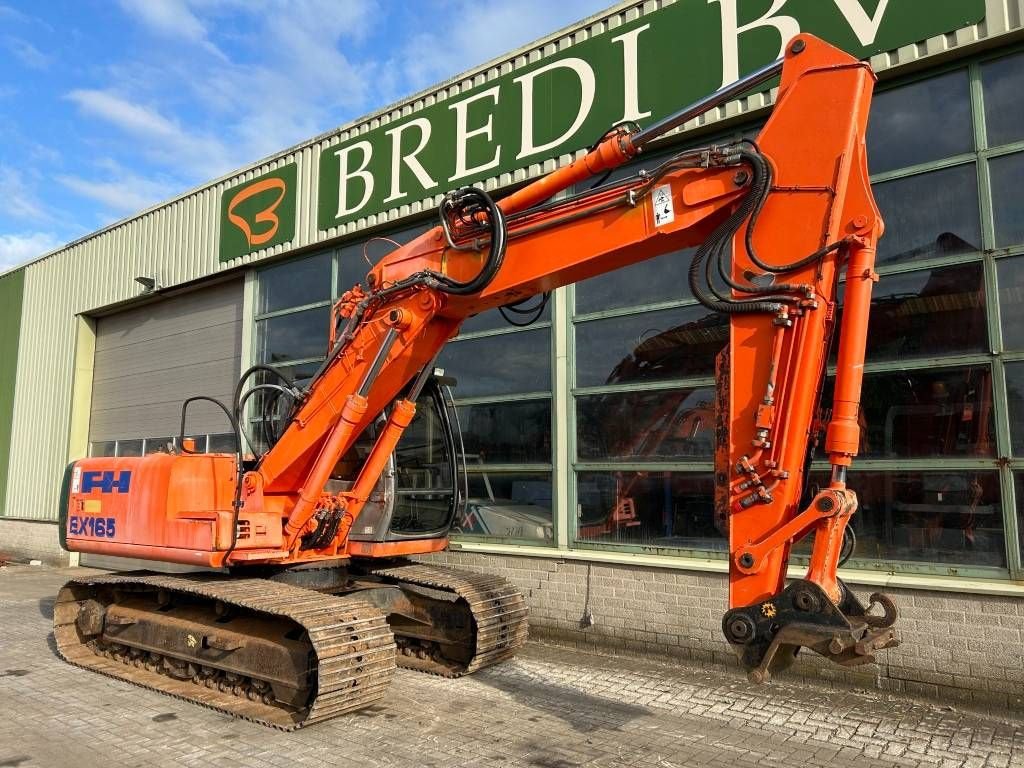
[821,366,995,459]
[460,302,551,335]
[574,304,726,387]
[981,52,1024,148]
[834,263,987,362]
[1006,361,1024,456]
[257,252,331,315]
[256,305,330,364]
[456,471,553,542]
[390,400,455,534]
[575,472,723,551]
[89,441,116,457]
[458,400,551,464]
[574,249,696,315]
[576,388,715,461]
[831,470,1004,568]
[998,256,1024,351]
[144,437,174,455]
[867,70,973,174]
[438,329,550,398]
[208,434,237,453]
[116,439,142,457]
[871,165,981,266]
[337,223,431,294]
[989,151,1024,248]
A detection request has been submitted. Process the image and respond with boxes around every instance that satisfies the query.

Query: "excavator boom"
[58,34,894,724]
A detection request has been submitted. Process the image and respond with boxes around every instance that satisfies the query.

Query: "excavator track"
[53,573,396,730]
[370,563,528,677]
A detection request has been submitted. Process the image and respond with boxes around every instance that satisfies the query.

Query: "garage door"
[82,278,242,571]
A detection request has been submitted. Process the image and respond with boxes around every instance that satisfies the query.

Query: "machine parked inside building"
[55,35,897,728]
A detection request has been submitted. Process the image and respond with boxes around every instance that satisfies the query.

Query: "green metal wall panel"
[0,268,25,516]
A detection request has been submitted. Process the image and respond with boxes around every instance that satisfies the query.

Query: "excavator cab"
[340,373,467,544]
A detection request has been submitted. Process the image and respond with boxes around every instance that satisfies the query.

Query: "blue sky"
[0,0,604,272]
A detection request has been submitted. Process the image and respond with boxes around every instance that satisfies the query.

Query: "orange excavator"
[55,35,897,728]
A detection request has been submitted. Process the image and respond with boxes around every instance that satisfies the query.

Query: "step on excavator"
[55,35,898,728]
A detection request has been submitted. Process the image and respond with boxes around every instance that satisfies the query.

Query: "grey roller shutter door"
[89,279,243,446]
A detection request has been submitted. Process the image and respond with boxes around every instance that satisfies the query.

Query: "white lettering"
[710,0,800,87]
[515,57,596,160]
[612,24,652,123]
[833,0,890,46]
[334,141,374,219]
[383,118,437,203]
[448,86,502,182]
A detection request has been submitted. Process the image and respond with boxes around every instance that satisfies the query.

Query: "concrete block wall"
[0,519,68,565]
[422,550,1024,712]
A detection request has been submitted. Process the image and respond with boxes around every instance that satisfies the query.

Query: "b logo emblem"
[226,177,287,247]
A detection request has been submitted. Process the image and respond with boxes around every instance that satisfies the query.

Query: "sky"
[0,0,605,273]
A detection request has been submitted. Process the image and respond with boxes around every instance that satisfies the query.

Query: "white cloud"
[0,231,61,272]
[0,165,48,222]
[57,169,177,217]
[3,35,50,69]
[66,89,233,176]
[116,0,225,59]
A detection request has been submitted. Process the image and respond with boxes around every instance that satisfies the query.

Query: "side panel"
[0,268,25,517]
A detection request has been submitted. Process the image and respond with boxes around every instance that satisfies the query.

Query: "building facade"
[2,0,1024,706]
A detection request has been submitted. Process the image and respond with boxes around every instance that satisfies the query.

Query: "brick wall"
[421,550,1024,711]
[0,519,68,565]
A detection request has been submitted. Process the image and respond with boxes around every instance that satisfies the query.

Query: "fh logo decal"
[69,516,117,538]
[227,177,287,247]
[80,470,132,494]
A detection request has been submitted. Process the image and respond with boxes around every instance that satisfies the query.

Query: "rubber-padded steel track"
[371,563,528,676]
[54,573,396,730]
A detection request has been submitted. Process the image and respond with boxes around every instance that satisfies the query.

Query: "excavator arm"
[61,34,895,687]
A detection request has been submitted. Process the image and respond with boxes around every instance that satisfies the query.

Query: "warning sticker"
[652,184,674,227]
[71,466,82,494]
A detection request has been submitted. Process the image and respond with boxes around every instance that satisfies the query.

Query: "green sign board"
[219,162,297,262]
[318,0,984,231]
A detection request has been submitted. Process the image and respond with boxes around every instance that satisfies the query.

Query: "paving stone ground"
[1,565,1022,768]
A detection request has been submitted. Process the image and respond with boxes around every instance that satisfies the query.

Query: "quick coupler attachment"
[721,579,899,684]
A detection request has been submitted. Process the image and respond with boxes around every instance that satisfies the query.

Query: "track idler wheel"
[722,579,900,684]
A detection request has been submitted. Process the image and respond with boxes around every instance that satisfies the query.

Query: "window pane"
[821,366,995,459]
[256,305,330,364]
[867,70,973,175]
[576,387,714,461]
[208,434,236,453]
[438,329,550,398]
[116,439,142,457]
[391,401,454,535]
[456,472,553,542]
[1006,361,1024,456]
[835,263,986,362]
[337,223,431,293]
[828,470,1004,568]
[459,400,551,464]
[460,302,551,335]
[575,472,723,552]
[998,256,1024,351]
[258,252,331,315]
[575,249,695,315]
[982,52,1024,148]
[89,441,116,457]
[575,305,726,387]
[871,165,980,266]
[989,152,1024,248]
[144,437,174,455]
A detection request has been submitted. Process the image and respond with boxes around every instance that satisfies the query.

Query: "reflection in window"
[1006,362,1024,456]
[456,472,553,542]
[460,302,550,335]
[116,439,142,457]
[575,305,726,387]
[989,152,1024,248]
[574,249,696,315]
[391,400,455,534]
[867,70,973,175]
[982,52,1024,148]
[336,223,431,294]
[256,305,330,364]
[257,252,331,315]
[575,472,722,551]
[144,437,174,455]
[577,388,714,461]
[458,400,551,464]
[438,329,550,398]
[998,256,1024,351]
[834,263,986,362]
[89,441,116,458]
[824,366,994,459]
[814,470,1004,568]
[871,165,981,266]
